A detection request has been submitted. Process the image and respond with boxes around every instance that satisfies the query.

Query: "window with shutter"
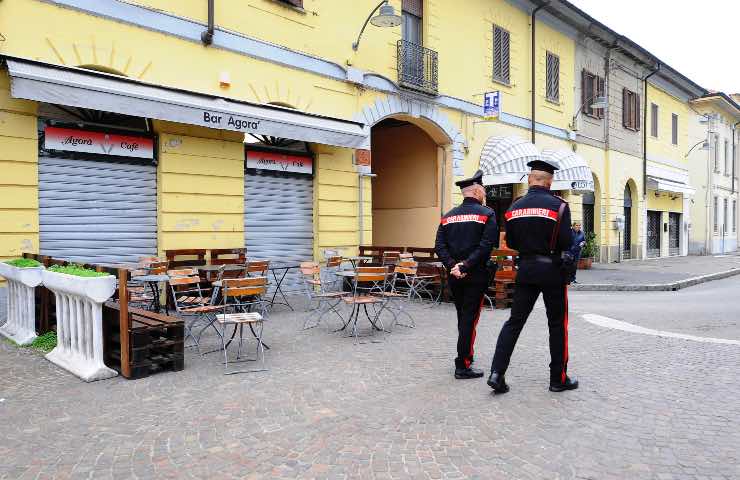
[671,114,678,145]
[546,52,559,103]
[714,135,720,172]
[492,25,510,84]
[714,196,719,233]
[402,0,423,17]
[581,71,605,119]
[725,140,730,175]
[651,103,658,137]
[622,89,640,131]
[596,76,605,119]
[724,198,729,232]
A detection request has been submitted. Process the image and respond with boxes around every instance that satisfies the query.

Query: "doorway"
[485,184,513,234]
[647,210,662,258]
[371,118,442,248]
[669,212,680,256]
[623,184,632,259]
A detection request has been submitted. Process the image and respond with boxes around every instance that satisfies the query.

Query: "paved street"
[1,280,739,480]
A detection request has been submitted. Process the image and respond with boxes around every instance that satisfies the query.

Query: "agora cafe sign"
[246,150,312,175]
[44,126,154,159]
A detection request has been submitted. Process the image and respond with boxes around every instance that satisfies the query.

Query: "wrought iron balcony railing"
[397,40,438,96]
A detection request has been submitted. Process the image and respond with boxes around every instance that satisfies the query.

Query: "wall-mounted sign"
[44,126,154,159]
[354,149,371,167]
[246,150,312,175]
[483,91,501,120]
[570,180,594,191]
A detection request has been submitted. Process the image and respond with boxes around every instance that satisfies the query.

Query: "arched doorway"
[371,118,445,247]
[623,183,633,259]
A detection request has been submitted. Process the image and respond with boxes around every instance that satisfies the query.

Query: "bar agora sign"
[44,126,154,159]
[246,150,313,175]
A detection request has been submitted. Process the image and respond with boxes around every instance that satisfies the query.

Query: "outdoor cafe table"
[266,262,301,311]
[332,270,393,333]
[346,256,373,268]
[130,273,170,312]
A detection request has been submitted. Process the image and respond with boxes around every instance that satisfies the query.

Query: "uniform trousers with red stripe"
[449,275,489,369]
[491,281,569,383]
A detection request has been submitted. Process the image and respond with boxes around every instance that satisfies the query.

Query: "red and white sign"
[441,214,489,225]
[246,150,313,175]
[505,208,558,221]
[44,126,154,159]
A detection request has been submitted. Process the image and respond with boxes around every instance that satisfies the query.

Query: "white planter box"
[41,270,118,382]
[0,262,44,346]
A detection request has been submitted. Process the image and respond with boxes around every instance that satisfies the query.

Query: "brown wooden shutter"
[403,0,423,16]
[635,94,641,131]
[622,89,628,127]
[581,70,587,115]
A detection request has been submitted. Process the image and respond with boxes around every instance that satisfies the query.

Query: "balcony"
[397,40,438,96]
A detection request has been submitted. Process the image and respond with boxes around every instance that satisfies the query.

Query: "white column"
[43,273,117,382]
[0,279,38,346]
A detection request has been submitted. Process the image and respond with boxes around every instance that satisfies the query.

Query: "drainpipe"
[733,121,739,194]
[642,63,660,197]
[201,0,215,45]
[530,2,549,144]
[358,172,377,247]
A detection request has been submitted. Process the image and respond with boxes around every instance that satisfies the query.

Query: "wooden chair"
[169,271,221,352]
[342,266,390,343]
[245,260,270,277]
[209,248,247,265]
[213,277,269,374]
[381,251,402,270]
[299,262,347,330]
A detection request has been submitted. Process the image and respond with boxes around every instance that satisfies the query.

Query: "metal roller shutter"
[39,157,157,265]
[245,170,314,290]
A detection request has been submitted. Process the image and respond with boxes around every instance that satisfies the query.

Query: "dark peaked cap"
[527,159,559,175]
[455,169,484,189]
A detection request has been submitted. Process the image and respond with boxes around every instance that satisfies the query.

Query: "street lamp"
[684,139,709,157]
[570,94,608,130]
[352,1,403,51]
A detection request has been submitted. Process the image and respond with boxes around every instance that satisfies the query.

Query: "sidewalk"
[571,252,740,291]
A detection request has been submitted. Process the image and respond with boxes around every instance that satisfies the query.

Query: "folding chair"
[213,277,269,374]
[322,256,344,291]
[342,266,390,343]
[169,269,221,352]
[299,262,347,330]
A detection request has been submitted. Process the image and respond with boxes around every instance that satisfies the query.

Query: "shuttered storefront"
[39,157,157,264]
[244,169,314,288]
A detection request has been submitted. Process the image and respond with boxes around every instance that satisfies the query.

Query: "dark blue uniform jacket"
[434,197,498,280]
[504,186,573,285]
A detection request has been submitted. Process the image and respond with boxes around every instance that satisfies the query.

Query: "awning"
[541,150,594,192]
[480,136,539,185]
[647,176,695,196]
[4,57,369,149]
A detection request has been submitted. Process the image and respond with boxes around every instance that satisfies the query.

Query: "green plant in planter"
[3,258,42,268]
[47,264,110,278]
[580,232,598,259]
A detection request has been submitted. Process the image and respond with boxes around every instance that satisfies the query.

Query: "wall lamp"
[685,139,709,157]
[352,1,402,51]
[570,94,607,130]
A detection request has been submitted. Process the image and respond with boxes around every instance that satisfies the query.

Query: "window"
[713,135,720,173]
[622,88,640,131]
[546,52,560,103]
[650,103,659,137]
[713,196,719,233]
[724,198,729,234]
[581,70,605,119]
[402,0,423,46]
[725,140,730,176]
[671,114,678,145]
[734,200,737,233]
[492,25,511,84]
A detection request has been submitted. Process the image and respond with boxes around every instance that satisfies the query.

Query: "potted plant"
[42,264,118,382]
[0,258,45,345]
[578,232,598,270]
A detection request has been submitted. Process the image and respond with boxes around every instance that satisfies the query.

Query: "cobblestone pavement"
[574,252,740,286]
[1,289,739,480]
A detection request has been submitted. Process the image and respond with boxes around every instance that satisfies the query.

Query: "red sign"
[355,149,371,167]
[44,126,154,159]
[246,150,313,175]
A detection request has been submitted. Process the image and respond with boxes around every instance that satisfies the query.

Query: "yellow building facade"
[0,0,712,271]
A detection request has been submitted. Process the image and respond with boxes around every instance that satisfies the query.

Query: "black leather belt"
[519,254,556,264]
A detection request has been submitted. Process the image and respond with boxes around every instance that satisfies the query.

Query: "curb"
[570,267,740,292]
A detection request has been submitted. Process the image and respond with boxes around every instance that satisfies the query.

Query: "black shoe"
[487,371,509,393]
[454,367,484,379]
[549,376,579,392]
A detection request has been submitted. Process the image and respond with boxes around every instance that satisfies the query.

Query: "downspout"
[530,2,549,144]
[201,0,215,45]
[642,63,660,197]
[733,121,739,194]
[358,172,377,247]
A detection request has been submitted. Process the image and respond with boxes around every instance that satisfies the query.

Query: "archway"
[582,173,602,260]
[370,117,447,248]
